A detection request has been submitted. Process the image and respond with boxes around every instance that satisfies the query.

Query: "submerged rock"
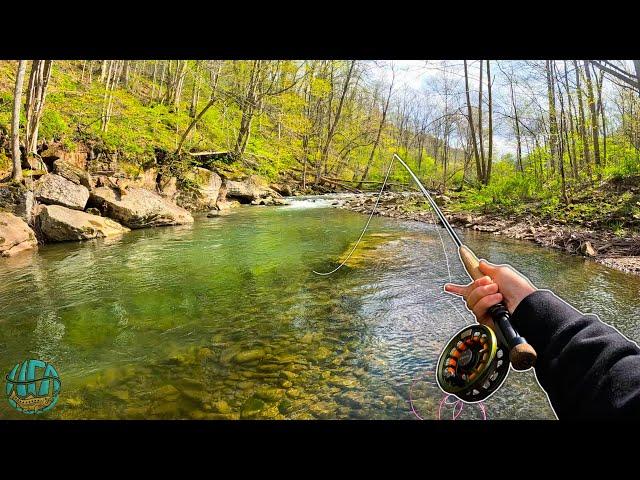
[0,212,38,257]
[233,348,266,364]
[34,173,90,210]
[88,186,194,229]
[35,204,130,242]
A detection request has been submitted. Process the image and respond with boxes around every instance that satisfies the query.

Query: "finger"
[472,293,503,319]
[478,260,498,277]
[466,283,500,309]
[444,283,469,296]
[473,276,493,288]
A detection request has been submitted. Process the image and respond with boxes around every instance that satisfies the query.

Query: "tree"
[357,63,394,188]
[175,61,223,155]
[464,60,483,184]
[486,60,494,185]
[583,60,601,168]
[11,60,27,182]
[25,60,53,154]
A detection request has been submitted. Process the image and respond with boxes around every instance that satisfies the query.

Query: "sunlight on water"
[0,200,638,419]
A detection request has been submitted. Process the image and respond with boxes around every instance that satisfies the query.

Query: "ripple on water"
[0,203,637,419]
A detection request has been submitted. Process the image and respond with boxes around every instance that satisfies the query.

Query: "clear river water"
[1,196,639,419]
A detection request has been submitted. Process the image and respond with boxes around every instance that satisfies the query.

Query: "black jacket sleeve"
[510,289,640,419]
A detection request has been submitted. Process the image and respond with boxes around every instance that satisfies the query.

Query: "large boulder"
[34,174,90,210]
[0,212,38,257]
[177,167,222,211]
[88,186,194,229]
[225,176,280,203]
[52,159,92,189]
[0,183,34,224]
[130,167,159,191]
[35,204,130,242]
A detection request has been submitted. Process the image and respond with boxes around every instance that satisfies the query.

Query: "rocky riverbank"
[333,192,640,276]
[0,144,294,258]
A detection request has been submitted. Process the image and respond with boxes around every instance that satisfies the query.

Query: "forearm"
[511,290,640,418]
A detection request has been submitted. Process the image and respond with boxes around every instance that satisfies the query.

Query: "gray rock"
[0,184,34,223]
[176,168,222,211]
[53,159,92,189]
[35,204,130,242]
[88,186,194,229]
[226,176,281,203]
[0,212,38,257]
[34,174,90,210]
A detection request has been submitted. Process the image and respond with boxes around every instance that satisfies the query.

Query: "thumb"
[478,260,498,277]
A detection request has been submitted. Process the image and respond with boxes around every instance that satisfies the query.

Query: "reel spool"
[436,324,510,402]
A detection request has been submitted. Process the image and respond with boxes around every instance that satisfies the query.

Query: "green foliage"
[39,109,70,141]
[0,151,10,171]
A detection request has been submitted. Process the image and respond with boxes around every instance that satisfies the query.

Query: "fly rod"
[392,154,537,372]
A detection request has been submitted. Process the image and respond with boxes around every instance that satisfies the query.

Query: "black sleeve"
[510,289,640,419]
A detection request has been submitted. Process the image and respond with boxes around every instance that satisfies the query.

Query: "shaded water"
[1,196,639,419]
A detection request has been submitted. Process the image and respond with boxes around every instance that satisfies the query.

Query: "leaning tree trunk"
[357,71,394,189]
[175,62,222,155]
[11,60,27,182]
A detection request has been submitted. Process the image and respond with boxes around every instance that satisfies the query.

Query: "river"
[1,196,639,419]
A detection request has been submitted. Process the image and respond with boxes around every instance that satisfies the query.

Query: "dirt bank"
[335,192,640,276]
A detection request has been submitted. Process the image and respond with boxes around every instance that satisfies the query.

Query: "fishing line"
[313,152,481,418]
[312,154,396,276]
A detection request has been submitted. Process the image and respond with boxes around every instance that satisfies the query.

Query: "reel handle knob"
[458,245,537,371]
[489,303,537,370]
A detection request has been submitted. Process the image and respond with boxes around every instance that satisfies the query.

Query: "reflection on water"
[0,198,639,419]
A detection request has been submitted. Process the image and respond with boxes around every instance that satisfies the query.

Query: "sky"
[374,60,637,157]
[375,60,519,156]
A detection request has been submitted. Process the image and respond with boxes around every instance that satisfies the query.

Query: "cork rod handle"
[457,245,537,371]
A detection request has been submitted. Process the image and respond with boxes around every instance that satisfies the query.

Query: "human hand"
[444,260,537,328]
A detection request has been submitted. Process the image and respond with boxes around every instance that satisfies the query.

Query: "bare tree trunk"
[189,61,202,118]
[151,60,158,101]
[486,60,493,185]
[357,69,394,188]
[24,60,53,154]
[172,60,188,111]
[234,60,263,159]
[561,61,579,179]
[546,60,559,175]
[463,60,482,183]
[583,60,601,168]
[574,61,591,177]
[175,62,222,155]
[595,70,607,165]
[477,60,486,182]
[317,60,356,183]
[100,60,108,83]
[122,60,129,88]
[11,60,27,182]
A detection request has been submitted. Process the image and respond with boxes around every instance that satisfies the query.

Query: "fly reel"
[436,324,510,402]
